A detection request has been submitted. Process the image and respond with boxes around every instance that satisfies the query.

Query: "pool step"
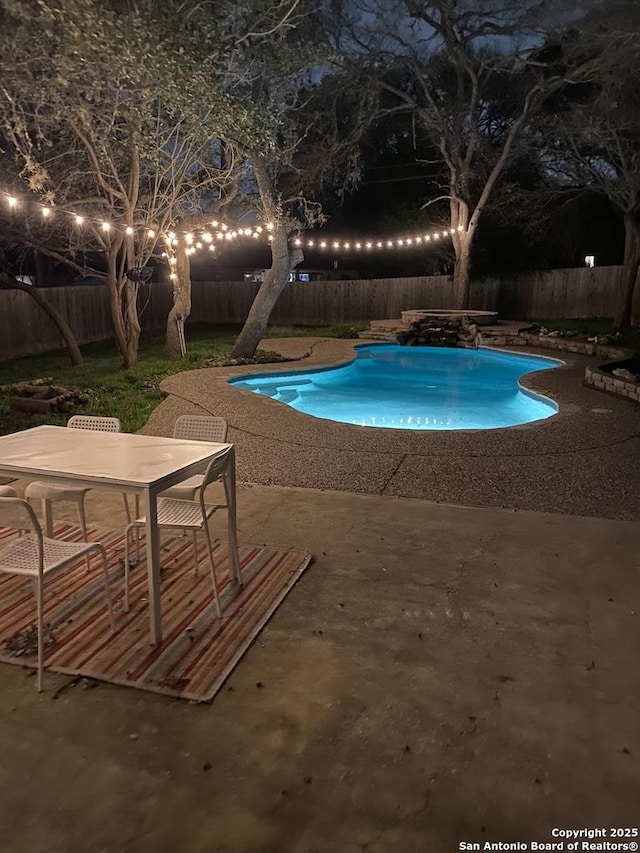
[274,389,300,403]
[359,320,409,341]
[358,331,401,341]
[359,318,537,343]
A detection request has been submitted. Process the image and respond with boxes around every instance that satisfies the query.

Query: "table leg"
[144,489,162,644]
[41,498,54,538]
[223,449,242,587]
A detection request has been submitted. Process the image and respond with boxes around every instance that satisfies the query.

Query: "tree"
[325,0,602,307]
[230,14,373,358]
[537,1,640,326]
[0,272,82,365]
[0,0,260,366]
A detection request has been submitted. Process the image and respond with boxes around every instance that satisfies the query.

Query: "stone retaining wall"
[583,363,640,404]
[481,330,629,362]
[482,330,638,406]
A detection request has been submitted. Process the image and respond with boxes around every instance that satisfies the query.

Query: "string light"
[0,186,461,259]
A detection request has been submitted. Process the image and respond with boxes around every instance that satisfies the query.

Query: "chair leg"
[122,493,131,524]
[123,525,132,613]
[36,576,44,693]
[192,531,199,575]
[96,547,115,632]
[76,497,91,572]
[134,507,141,565]
[202,523,222,619]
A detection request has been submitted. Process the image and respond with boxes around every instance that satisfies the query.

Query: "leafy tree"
[0,0,262,366]
[324,0,602,307]
[536,1,640,326]
[229,7,372,358]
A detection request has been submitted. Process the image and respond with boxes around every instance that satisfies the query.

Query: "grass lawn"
[0,322,365,436]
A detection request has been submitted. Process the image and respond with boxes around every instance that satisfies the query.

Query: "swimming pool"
[228,344,562,430]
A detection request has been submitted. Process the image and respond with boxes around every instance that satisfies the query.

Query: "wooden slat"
[0,265,634,361]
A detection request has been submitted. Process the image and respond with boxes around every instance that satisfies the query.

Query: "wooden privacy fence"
[0,265,635,360]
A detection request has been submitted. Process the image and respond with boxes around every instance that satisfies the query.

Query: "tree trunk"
[165,249,191,359]
[232,153,302,359]
[105,241,141,369]
[0,274,83,365]
[452,231,472,309]
[232,224,303,358]
[613,214,640,328]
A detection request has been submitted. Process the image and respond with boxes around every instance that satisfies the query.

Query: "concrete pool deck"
[147,337,640,520]
[1,336,639,852]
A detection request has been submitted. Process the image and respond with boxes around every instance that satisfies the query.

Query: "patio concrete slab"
[1,337,639,851]
[0,484,638,852]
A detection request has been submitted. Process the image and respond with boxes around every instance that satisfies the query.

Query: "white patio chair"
[25,416,133,547]
[123,446,233,619]
[0,496,115,692]
[0,485,19,541]
[160,415,228,500]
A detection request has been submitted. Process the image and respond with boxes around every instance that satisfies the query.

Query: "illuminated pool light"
[228,345,562,431]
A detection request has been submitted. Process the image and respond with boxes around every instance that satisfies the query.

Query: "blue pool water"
[228,344,562,430]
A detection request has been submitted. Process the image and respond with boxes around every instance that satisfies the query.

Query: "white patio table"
[0,425,241,644]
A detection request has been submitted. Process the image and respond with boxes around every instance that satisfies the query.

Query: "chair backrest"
[173,415,228,444]
[0,496,42,536]
[203,446,233,487]
[0,497,44,571]
[68,415,122,433]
